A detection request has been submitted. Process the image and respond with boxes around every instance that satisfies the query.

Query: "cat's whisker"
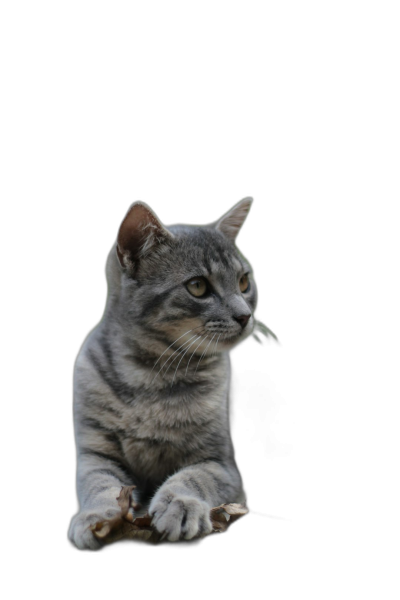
[195,333,216,373]
[208,334,217,359]
[154,344,194,384]
[162,335,200,378]
[212,333,222,357]
[185,335,208,375]
[151,325,204,372]
[171,335,202,387]
[160,334,199,369]
[152,333,199,383]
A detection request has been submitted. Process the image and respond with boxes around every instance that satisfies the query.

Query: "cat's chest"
[119,382,227,480]
[123,383,225,441]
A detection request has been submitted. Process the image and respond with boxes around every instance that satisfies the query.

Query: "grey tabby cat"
[69,197,272,550]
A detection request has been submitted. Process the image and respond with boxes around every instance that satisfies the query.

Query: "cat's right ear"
[116,202,173,270]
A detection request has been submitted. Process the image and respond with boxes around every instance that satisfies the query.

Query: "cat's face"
[114,199,257,357]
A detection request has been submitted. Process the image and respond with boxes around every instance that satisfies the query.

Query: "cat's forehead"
[168,225,248,274]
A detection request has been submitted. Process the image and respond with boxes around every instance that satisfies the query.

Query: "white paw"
[68,510,116,550]
[149,487,212,541]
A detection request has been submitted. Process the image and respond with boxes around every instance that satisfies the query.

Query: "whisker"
[171,335,202,387]
[195,333,216,373]
[162,335,199,378]
[160,334,199,369]
[151,325,203,372]
[152,333,199,383]
[185,335,208,375]
[204,334,217,362]
[212,333,222,357]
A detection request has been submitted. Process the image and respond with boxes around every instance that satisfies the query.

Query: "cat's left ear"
[214,197,253,242]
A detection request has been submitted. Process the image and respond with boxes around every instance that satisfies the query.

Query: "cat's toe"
[149,493,212,541]
[155,498,184,541]
[181,497,213,539]
[68,511,103,550]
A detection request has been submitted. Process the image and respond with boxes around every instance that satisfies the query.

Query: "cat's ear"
[116,202,173,269]
[214,197,253,242]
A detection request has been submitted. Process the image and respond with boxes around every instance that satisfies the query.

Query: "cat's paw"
[149,487,212,541]
[68,510,114,550]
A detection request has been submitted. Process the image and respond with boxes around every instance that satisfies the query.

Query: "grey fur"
[69,198,258,549]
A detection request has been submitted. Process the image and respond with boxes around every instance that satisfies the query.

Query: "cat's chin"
[220,328,253,349]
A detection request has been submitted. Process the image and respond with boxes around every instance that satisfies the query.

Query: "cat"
[68,197,274,549]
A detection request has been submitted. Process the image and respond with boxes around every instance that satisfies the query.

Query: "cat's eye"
[186,277,208,298]
[239,274,250,293]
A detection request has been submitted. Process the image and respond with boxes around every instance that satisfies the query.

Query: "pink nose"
[234,314,250,329]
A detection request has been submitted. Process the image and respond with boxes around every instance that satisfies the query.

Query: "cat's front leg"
[69,509,111,550]
[149,460,243,541]
[150,491,212,542]
[68,454,137,550]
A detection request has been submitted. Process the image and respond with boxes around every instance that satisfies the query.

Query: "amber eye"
[186,277,208,298]
[239,274,250,293]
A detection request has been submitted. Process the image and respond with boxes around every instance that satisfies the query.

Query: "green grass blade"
[251,331,262,346]
[254,321,279,342]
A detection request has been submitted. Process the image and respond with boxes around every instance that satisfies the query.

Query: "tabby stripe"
[87,484,110,495]
[208,472,229,497]
[131,326,172,345]
[202,252,212,275]
[97,331,115,365]
[139,285,180,319]
[87,399,123,418]
[170,297,205,315]
[80,422,128,457]
[79,449,133,481]
[85,476,121,497]
[87,349,137,405]
[90,468,126,479]
[81,417,126,438]
[186,477,206,500]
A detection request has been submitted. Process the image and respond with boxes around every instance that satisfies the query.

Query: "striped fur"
[69,198,258,549]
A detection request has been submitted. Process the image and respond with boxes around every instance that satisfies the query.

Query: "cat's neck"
[96,317,229,391]
[127,332,228,384]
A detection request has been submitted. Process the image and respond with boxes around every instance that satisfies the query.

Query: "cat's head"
[109,199,258,360]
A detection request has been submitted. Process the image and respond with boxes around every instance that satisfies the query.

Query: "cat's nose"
[234,314,250,329]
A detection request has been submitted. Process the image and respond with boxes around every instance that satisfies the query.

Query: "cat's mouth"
[210,323,254,347]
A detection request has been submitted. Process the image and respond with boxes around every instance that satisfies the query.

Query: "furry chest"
[121,395,225,481]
